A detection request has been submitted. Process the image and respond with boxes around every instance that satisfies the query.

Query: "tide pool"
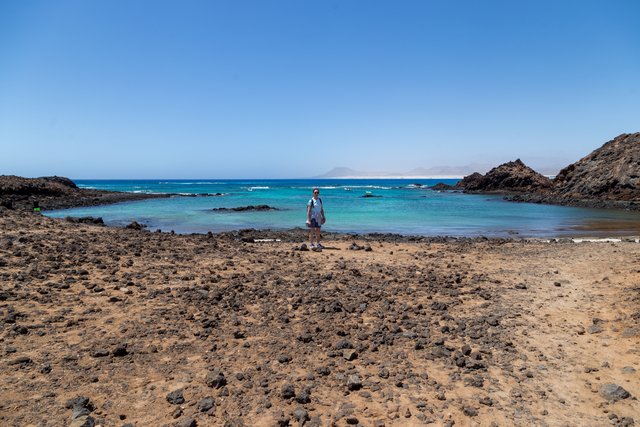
[44,179,640,237]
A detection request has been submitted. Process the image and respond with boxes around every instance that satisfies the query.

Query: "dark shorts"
[309,218,321,229]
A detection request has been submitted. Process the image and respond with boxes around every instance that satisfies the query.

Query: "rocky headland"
[454,133,640,210]
[0,175,167,211]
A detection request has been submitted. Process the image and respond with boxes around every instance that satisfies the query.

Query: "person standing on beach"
[306,188,325,250]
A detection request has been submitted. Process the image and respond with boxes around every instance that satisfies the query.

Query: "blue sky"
[1,0,639,178]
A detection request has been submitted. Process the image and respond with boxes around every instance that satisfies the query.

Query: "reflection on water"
[568,219,640,236]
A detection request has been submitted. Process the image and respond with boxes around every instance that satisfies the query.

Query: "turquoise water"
[44,179,640,237]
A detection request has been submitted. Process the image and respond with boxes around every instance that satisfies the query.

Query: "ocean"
[44,179,640,237]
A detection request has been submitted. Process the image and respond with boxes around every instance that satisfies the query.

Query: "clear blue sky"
[1,0,639,178]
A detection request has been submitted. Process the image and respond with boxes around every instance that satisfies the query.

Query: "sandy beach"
[1,209,638,427]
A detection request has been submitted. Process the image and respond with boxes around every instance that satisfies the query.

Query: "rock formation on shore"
[456,159,552,193]
[212,205,278,212]
[455,133,640,210]
[0,175,165,211]
[552,132,640,201]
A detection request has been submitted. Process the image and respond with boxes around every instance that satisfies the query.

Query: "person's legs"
[315,228,322,248]
[309,219,318,247]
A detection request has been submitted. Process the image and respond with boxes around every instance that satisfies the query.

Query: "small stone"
[277,354,291,364]
[600,384,631,401]
[166,389,185,405]
[273,410,289,426]
[293,407,310,423]
[281,383,295,399]
[173,417,196,427]
[295,388,311,404]
[346,374,362,391]
[334,339,354,350]
[91,349,109,358]
[343,349,358,361]
[463,407,478,416]
[619,417,635,427]
[113,343,128,357]
[8,356,32,366]
[69,416,96,427]
[205,370,227,388]
[479,397,493,406]
[197,397,214,412]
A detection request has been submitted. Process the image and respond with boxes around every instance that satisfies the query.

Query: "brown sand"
[0,211,638,427]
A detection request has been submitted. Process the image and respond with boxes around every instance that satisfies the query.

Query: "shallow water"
[45,179,640,237]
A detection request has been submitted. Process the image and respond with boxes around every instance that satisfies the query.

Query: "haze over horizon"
[1,1,639,179]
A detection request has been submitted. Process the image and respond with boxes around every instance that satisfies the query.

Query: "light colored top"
[307,197,323,221]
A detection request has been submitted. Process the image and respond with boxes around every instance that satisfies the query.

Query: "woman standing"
[306,187,326,250]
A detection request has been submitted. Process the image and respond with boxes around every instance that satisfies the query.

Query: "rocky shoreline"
[449,133,640,212]
[0,175,169,211]
[505,193,640,211]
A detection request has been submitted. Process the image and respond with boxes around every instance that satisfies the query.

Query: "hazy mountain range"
[316,164,560,178]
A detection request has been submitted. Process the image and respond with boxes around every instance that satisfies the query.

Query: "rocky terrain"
[0,175,168,211]
[1,209,638,427]
[454,133,640,210]
[454,160,551,194]
[553,133,640,201]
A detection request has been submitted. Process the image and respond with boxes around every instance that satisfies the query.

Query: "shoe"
[310,243,315,249]
[317,243,324,249]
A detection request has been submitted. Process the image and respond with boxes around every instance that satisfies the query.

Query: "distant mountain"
[405,163,494,177]
[316,167,400,178]
[316,164,492,178]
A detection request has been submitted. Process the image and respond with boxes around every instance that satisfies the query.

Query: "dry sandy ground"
[0,211,638,427]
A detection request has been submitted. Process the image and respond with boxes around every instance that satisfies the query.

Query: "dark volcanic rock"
[166,389,185,405]
[125,221,146,230]
[455,172,484,191]
[212,205,278,212]
[430,182,455,191]
[205,370,227,388]
[0,175,166,210]
[600,383,631,401]
[552,132,640,201]
[197,396,215,412]
[66,396,95,419]
[66,217,105,226]
[456,160,552,193]
[281,383,296,399]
